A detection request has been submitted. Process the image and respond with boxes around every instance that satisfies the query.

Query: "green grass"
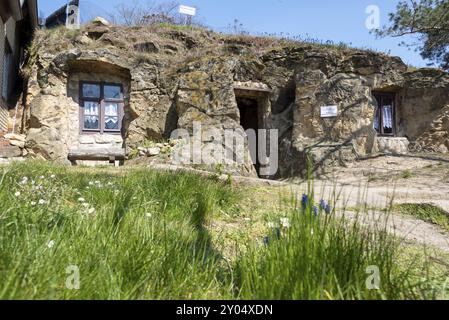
[0,162,447,300]
[399,170,414,179]
[395,204,449,231]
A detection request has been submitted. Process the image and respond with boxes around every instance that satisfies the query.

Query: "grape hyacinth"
[319,199,332,214]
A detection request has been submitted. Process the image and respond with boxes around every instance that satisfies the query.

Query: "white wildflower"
[47,240,55,249]
[38,199,46,205]
[78,197,86,203]
[31,201,37,206]
[50,174,56,179]
[88,208,96,214]
[268,222,276,228]
[280,217,290,229]
[88,182,94,186]
[14,191,21,197]
[145,213,152,218]
[39,176,45,180]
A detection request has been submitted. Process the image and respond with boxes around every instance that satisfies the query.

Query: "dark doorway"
[237,97,260,175]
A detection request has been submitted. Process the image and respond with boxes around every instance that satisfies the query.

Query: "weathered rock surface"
[0,145,22,158]
[21,22,449,177]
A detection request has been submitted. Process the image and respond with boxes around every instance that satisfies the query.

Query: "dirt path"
[274,155,449,253]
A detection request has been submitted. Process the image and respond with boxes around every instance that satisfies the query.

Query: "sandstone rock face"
[21,22,449,177]
[376,137,410,155]
[397,69,449,153]
[0,145,22,158]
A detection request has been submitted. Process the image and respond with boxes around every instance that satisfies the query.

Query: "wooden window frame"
[373,92,396,137]
[79,81,124,135]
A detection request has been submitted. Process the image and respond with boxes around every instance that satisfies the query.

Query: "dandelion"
[47,240,55,249]
[280,217,290,229]
[14,191,21,197]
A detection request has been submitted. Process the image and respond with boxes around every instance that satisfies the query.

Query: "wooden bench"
[68,148,126,166]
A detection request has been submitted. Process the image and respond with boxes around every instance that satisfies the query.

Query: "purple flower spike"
[301,194,309,209]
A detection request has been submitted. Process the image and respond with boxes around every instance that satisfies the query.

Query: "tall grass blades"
[0,161,446,300]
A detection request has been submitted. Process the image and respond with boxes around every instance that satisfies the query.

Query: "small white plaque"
[320,105,338,118]
[179,5,197,16]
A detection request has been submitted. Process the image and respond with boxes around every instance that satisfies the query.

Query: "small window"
[373,93,396,136]
[2,41,12,101]
[80,82,124,134]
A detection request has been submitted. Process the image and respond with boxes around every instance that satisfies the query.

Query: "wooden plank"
[68,148,126,161]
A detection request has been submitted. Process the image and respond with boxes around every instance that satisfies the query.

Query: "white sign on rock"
[179,5,197,16]
[320,105,338,118]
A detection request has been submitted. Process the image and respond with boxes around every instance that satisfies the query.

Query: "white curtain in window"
[105,103,119,116]
[382,105,393,129]
[84,102,99,115]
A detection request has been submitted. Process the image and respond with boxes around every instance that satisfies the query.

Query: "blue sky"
[38,0,427,67]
